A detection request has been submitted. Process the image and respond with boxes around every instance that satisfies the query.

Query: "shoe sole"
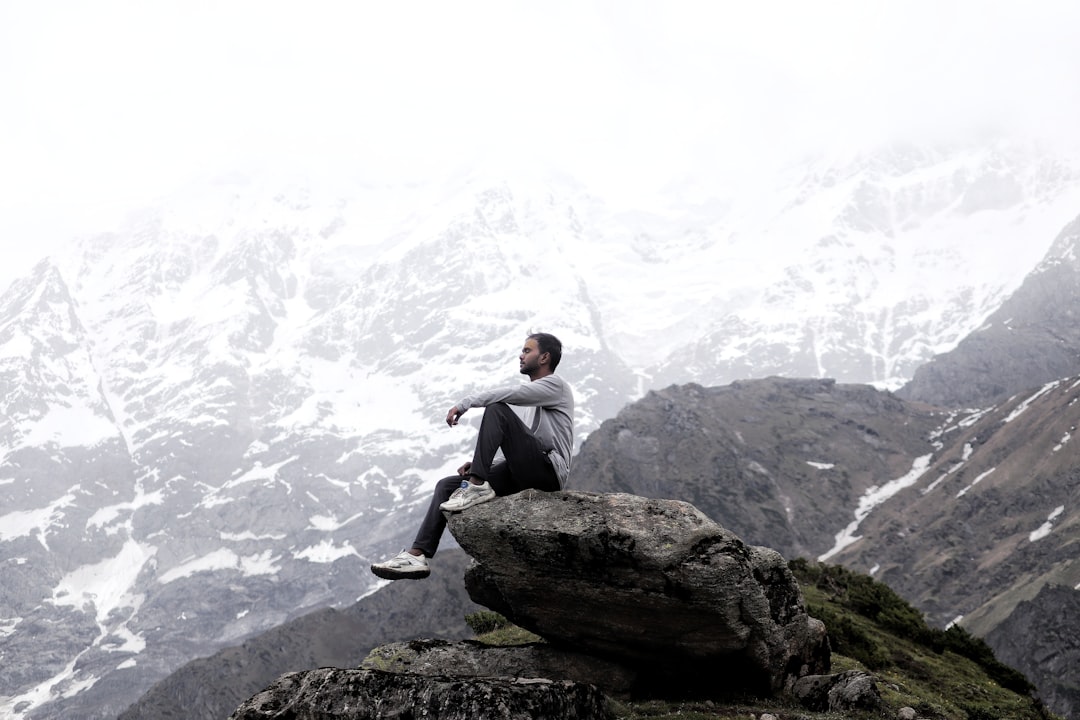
[370,565,431,580]
[440,493,496,512]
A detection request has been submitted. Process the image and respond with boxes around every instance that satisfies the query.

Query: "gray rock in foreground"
[446,490,830,696]
[226,667,614,720]
[362,638,638,696]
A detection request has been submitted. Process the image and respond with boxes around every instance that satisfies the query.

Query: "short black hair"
[528,332,563,371]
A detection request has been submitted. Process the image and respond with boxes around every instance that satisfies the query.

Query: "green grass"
[466,610,543,646]
[465,562,1061,720]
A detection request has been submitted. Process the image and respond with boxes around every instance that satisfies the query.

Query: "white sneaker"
[370,550,430,580]
[439,480,496,512]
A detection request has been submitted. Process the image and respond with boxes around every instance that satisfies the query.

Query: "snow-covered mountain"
[1,137,1079,718]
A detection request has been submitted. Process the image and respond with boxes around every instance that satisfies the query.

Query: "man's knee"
[485,402,515,420]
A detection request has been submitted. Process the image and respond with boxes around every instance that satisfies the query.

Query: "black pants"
[411,403,560,557]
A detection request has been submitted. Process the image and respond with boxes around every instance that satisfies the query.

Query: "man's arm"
[447,376,567,426]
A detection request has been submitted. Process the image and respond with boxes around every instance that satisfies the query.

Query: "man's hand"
[446,406,465,427]
[457,461,472,476]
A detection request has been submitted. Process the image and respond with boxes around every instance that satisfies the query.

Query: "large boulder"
[445,490,830,696]
[227,667,614,720]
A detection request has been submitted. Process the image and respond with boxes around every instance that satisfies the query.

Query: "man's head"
[519,332,563,378]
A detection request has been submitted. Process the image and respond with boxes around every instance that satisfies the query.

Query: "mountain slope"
[571,375,1079,718]
[828,376,1080,718]
[569,378,943,561]
[2,138,1080,718]
[899,213,1080,407]
[647,142,1080,389]
[1,180,641,720]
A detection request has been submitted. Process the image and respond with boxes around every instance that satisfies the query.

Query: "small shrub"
[806,602,890,670]
[961,704,999,720]
[791,559,1039,698]
[939,625,1034,695]
[465,611,511,636]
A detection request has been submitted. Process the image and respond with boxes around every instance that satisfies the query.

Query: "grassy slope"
[469,561,1061,720]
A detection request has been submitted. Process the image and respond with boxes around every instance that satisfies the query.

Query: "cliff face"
[986,584,1080,720]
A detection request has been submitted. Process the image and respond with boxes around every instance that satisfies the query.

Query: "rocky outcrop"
[790,670,883,713]
[445,490,830,697]
[226,667,614,720]
[362,638,637,696]
[225,490,833,718]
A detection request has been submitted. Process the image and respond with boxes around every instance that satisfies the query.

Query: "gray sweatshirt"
[455,374,575,486]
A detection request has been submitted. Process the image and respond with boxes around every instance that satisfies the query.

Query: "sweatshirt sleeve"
[456,375,566,412]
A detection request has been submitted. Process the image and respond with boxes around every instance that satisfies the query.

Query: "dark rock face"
[446,490,830,696]
[226,667,614,720]
[569,379,942,561]
[986,584,1080,720]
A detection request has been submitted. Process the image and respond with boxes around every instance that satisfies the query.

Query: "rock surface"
[985,583,1080,720]
[362,638,638,696]
[226,667,614,720]
[790,670,883,713]
[446,490,830,696]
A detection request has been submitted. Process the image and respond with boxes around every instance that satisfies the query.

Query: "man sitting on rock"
[370,332,575,580]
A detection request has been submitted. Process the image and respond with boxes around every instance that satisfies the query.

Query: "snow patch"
[87,488,166,530]
[1003,380,1060,423]
[294,539,360,563]
[0,655,98,718]
[1029,505,1065,542]
[273,360,428,438]
[957,467,996,497]
[20,403,118,448]
[104,624,146,654]
[308,512,364,532]
[220,530,288,541]
[50,538,157,623]
[0,616,22,638]
[223,456,299,490]
[158,548,281,583]
[922,473,949,494]
[0,332,33,360]
[806,461,834,470]
[0,493,77,547]
[819,454,933,561]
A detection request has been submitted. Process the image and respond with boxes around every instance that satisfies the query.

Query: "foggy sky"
[2,0,1079,291]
